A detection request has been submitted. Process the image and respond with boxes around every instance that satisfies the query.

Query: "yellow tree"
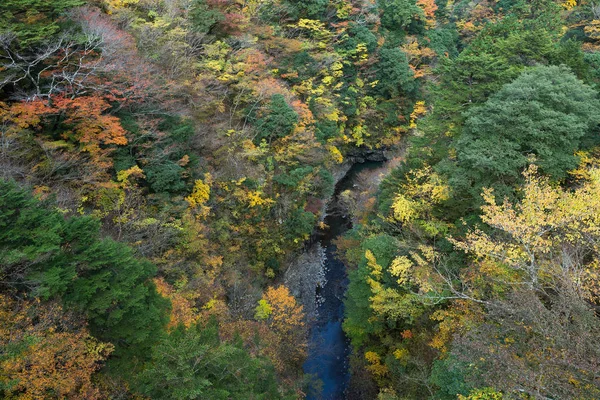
[452,165,600,301]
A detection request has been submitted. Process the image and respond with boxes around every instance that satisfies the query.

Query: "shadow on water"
[303,161,383,400]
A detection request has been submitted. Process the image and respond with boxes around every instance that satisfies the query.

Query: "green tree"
[374,47,416,99]
[189,0,224,34]
[135,320,286,399]
[254,94,299,144]
[283,0,329,19]
[343,235,398,347]
[451,65,600,198]
[378,0,424,32]
[0,180,169,357]
[0,0,84,46]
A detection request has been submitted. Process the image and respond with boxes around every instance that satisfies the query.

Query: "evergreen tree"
[451,65,600,198]
[136,319,287,399]
[254,94,298,144]
[0,180,169,357]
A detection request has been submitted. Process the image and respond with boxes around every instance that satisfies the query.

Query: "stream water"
[303,161,384,400]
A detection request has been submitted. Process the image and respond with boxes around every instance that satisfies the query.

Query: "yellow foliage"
[388,165,450,237]
[365,351,389,377]
[116,165,144,184]
[452,165,600,300]
[393,348,410,365]
[327,145,344,164]
[391,193,418,223]
[261,286,305,335]
[186,174,212,218]
[322,75,335,85]
[103,0,139,12]
[247,190,275,207]
[389,256,413,285]
[409,100,427,128]
[336,1,353,19]
[365,351,381,364]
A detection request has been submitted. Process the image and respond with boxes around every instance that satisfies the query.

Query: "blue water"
[303,161,383,399]
[303,246,351,400]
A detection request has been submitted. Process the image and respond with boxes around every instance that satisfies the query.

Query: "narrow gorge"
[301,161,385,399]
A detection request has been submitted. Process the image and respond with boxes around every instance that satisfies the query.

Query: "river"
[303,161,384,400]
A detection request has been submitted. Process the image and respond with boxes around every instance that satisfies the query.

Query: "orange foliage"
[53,95,127,148]
[291,99,315,127]
[154,277,199,329]
[401,329,414,339]
[417,0,437,28]
[0,295,112,400]
[1,101,55,130]
[252,77,288,99]
[2,96,127,172]
[261,285,305,335]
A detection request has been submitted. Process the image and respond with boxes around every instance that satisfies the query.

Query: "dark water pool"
[303,161,383,400]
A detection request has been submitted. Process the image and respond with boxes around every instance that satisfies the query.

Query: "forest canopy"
[2,0,600,398]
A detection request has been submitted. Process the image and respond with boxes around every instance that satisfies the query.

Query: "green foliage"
[273,166,314,187]
[344,265,378,347]
[0,180,169,355]
[255,299,273,320]
[253,94,299,144]
[428,14,581,133]
[429,357,470,399]
[452,65,600,196]
[284,208,316,240]
[158,115,196,144]
[316,168,334,198]
[427,27,459,58]
[145,160,187,193]
[0,0,84,46]
[189,0,224,34]
[338,23,379,53]
[135,320,285,399]
[378,0,424,32]
[315,119,339,142]
[343,235,398,346]
[283,0,329,19]
[374,47,415,98]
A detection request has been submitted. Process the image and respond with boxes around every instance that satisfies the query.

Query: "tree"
[189,0,224,34]
[256,286,306,372]
[452,165,600,298]
[282,0,329,19]
[374,47,416,99]
[433,165,600,398]
[0,180,169,359]
[0,0,84,47]
[1,96,128,177]
[378,0,424,31]
[344,235,400,347]
[451,65,600,198]
[259,285,304,336]
[0,295,113,399]
[449,290,600,399]
[135,319,286,400]
[253,94,298,144]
